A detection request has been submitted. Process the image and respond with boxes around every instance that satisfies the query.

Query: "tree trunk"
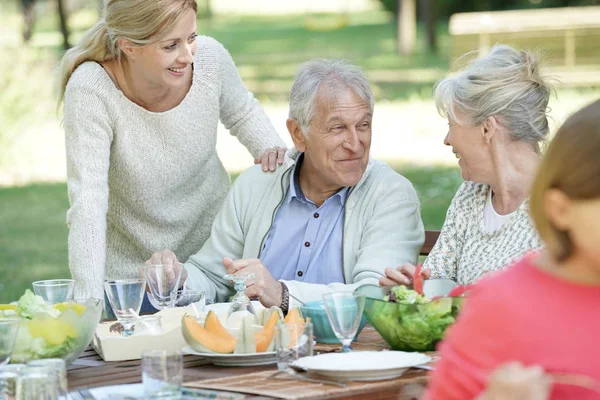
[21,0,36,43]
[57,0,70,50]
[397,0,416,55]
[420,0,437,53]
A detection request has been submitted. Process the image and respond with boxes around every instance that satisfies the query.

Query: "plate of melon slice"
[181,304,308,367]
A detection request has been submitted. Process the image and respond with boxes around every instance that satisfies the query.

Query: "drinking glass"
[104,279,146,337]
[142,349,183,398]
[27,358,68,398]
[32,279,75,304]
[174,288,205,319]
[18,366,59,400]
[145,264,184,310]
[322,292,366,353]
[223,274,257,325]
[0,318,20,365]
[274,321,313,371]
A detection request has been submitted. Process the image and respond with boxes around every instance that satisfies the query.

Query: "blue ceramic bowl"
[300,300,368,344]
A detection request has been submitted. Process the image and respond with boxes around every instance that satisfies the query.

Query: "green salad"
[368,286,463,352]
[6,290,85,363]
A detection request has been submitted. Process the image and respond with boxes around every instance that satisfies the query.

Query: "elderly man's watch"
[279,281,290,313]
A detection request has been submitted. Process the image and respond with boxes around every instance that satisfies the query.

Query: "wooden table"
[68,327,429,399]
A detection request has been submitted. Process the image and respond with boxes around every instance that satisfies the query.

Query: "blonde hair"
[529,99,600,260]
[434,45,553,151]
[58,0,197,106]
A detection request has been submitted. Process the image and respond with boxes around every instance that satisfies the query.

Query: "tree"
[397,0,416,55]
[21,0,36,42]
[420,0,437,53]
[57,0,70,50]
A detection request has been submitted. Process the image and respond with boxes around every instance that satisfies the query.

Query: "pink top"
[425,255,600,400]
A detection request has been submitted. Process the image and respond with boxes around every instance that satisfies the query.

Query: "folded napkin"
[92,306,193,362]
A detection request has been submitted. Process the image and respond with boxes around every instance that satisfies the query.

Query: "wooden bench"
[420,230,440,256]
[448,6,600,86]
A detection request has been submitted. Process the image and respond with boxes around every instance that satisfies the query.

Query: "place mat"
[185,369,428,400]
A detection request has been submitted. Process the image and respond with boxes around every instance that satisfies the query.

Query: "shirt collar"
[287,153,349,205]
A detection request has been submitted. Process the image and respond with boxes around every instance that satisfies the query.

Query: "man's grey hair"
[289,59,374,135]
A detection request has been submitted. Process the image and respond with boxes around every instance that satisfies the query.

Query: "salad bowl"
[6,290,103,365]
[355,284,465,352]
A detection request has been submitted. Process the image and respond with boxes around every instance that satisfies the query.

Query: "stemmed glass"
[104,279,146,337]
[32,279,75,304]
[144,264,184,310]
[323,292,366,353]
[0,319,20,365]
[223,274,258,324]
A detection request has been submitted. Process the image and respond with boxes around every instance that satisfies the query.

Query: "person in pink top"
[425,99,600,400]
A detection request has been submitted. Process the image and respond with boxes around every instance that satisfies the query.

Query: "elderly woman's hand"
[477,362,552,400]
[254,146,286,172]
[379,263,431,286]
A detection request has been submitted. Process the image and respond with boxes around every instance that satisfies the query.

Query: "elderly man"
[148,59,424,311]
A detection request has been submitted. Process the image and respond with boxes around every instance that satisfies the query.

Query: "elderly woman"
[380,45,550,286]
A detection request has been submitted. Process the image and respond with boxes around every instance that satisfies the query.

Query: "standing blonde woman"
[59,0,285,304]
[380,45,550,286]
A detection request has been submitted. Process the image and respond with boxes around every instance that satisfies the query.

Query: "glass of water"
[104,279,146,337]
[274,321,313,372]
[0,371,19,399]
[0,319,20,365]
[142,349,183,398]
[32,279,75,304]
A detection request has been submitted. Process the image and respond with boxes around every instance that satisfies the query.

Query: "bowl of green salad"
[355,282,467,352]
[1,289,102,365]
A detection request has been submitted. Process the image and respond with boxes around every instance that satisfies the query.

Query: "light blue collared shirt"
[259,154,348,284]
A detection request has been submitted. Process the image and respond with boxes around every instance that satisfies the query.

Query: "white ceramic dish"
[83,383,246,399]
[292,351,431,381]
[182,346,276,367]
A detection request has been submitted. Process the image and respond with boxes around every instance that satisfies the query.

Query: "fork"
[71,386,98,400]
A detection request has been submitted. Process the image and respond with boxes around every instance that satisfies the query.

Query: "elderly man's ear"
[286,118,308,152]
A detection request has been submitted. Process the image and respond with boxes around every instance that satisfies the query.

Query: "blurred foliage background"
[1,0,599,301]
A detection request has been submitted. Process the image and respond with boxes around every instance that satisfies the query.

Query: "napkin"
[92,306,193,362]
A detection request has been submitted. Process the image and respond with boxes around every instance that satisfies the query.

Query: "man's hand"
[141,249,188,291]
[478,362,552,400]
[379,263,431,286]
[223,257,282,307]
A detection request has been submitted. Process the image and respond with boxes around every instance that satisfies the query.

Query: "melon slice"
[234,315,257,354]
[255,309,281,352]
[204,310,236,342]
[181,315,236,354]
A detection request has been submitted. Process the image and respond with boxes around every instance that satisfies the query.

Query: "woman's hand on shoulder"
[477,362,551,400]
[379,263,431,286]
[254,146,286,172]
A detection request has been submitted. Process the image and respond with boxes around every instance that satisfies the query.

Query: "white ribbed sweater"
[425,181,543,285]
[63,36,284,299]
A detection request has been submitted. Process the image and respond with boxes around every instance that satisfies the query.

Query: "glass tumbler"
[142,349,183,398]
[274,321,313,371]
[17,366,59,400]
[28,358,68,397]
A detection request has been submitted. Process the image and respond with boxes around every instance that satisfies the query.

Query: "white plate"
[292,351,431,381]
[182,346,276,367]
[85,383,246,399]
[88,383,143,399]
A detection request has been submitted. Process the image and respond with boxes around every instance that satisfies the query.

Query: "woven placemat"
[185,369,428,400]
[313,327,391,354]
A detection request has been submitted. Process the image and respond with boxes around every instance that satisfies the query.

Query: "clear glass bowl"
[10,298,103,365]
[355,284,465,352]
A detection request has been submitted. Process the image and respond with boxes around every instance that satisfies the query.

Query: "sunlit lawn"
[0,165,462,303]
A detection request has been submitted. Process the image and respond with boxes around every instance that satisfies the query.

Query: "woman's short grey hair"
[289,59,374,135]
[434,44,553,150]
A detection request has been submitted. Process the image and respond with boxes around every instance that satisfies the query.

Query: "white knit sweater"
[63,36,284,300]
[425,181,543,285]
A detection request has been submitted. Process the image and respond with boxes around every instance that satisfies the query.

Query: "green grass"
[0,165,461,303]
